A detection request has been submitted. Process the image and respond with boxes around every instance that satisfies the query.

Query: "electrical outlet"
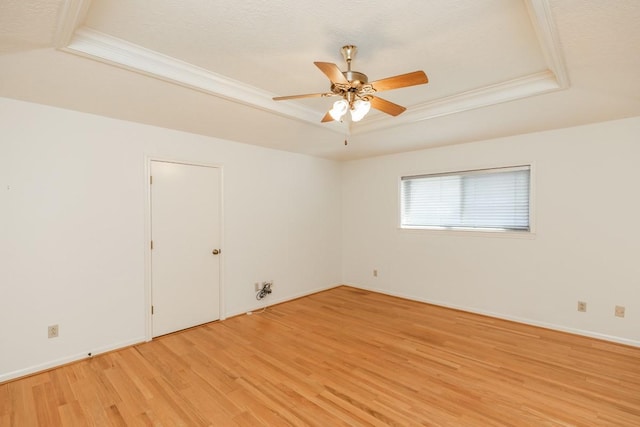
[373,269,378,277]
[48,324,59,338]
[615,305,625,318]
[577,301,587,312]
[254,282,260,292]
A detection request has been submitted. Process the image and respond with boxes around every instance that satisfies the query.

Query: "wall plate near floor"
[48,324,59,338]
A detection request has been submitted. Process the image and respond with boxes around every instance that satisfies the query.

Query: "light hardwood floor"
[2,286,640,426]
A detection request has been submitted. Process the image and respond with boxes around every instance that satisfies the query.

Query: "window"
[400,165,530,232]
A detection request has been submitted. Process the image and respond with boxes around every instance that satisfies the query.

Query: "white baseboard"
[9,281,633,384]
[0,336,146,383]
[343,282,640,348]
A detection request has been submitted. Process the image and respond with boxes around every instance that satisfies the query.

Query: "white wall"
[0,97,342,382]
[342,117,640,346]
[2,95,638,384]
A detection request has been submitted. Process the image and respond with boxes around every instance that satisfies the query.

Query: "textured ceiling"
[83,0,545,103]
[0,0,61,52]
[0,0,639,160]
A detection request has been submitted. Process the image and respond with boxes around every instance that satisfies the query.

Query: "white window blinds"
[401,165,530,231]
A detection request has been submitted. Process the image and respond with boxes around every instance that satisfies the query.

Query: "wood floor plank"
[2,286,640,426]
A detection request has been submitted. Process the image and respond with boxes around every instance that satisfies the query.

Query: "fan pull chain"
[343,118,352,146]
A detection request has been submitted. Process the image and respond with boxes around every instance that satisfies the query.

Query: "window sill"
[398,226,536,239]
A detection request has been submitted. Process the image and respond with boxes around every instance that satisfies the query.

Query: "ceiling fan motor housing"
[332,70,371,102]
[344,70,368,85]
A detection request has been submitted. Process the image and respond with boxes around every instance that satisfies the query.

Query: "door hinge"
[151,305,154,315]
[150,175,153,185]
[150,240,154,250]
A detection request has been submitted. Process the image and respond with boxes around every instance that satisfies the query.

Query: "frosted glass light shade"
[329,99,348,121]
[350,99,371,122]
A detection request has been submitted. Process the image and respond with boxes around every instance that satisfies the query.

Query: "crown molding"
[54,0,93,48]
[526,0,570,89]
[352,70,559,135]
[58,0,568,133]
[62,28,343,133]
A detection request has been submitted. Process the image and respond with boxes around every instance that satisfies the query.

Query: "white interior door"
[150,161,221,337]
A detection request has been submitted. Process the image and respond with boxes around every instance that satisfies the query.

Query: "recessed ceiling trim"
[353,70,559,135]
[526,0,570,88]
[62,27,343,133]
[54,0,93,48]
[58,0,568,134]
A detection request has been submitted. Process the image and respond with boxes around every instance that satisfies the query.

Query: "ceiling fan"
[273,45,429,123]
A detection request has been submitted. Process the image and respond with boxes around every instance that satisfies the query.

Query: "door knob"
[212,249,221,255]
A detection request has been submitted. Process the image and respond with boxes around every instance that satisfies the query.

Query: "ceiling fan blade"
[273,92,334,101]
[370,71,428,92]
[314,62,349,84]
[321,111,334,122]
[370,96,407,116]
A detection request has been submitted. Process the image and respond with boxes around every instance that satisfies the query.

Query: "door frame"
[143,156,225,341]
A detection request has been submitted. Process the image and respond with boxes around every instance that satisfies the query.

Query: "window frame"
[397,163,536,238]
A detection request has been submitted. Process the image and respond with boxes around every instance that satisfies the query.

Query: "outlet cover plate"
[48,324,59,338]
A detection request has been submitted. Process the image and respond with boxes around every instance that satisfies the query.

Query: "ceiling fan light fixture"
[350,99,371,122]
[272,45,428,124]
[329,99,348,121]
